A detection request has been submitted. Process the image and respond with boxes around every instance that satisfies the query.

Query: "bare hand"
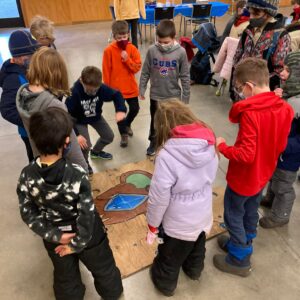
[274,88,283,97]
[121,50,128,61]
[77,135,88,150]
[115,111,126,122]
[216,137,226,147]
[55,245,74,257]
[59,233,76,245]
[139,95,145,100]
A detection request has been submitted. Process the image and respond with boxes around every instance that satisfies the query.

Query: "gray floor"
[1,8,300,300]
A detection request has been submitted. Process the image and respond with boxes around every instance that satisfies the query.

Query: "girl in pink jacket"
[146,100,218,297]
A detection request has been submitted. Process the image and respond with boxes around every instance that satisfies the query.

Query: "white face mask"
[156,41,173,52]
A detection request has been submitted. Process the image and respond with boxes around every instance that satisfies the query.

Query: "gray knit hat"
[283,51,300,99]
[247,0,279,17]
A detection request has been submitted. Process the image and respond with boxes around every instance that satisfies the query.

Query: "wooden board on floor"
[91,159,226,278]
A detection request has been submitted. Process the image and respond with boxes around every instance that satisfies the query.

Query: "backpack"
[190,50,218,86]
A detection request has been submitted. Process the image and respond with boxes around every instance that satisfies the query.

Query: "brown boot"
[259,217,289,228]
[120,134,128,148]
[126,126,133,137]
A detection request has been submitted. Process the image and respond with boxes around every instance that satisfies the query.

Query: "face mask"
[249,15,266,28]
[83,87,99,96]
[63,142,71,157]
[156,42,173,52]
[117,39,129,50]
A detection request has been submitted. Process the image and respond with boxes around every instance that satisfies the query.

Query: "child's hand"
[115,111,126,122]
[59,233,76,244]
[77,135,88,150]
[274,88,283,97]
[139,95,145,100]
[121,50,128,61]
[146,224,158,245]
[55,245,74,257]
[216,137,226,147]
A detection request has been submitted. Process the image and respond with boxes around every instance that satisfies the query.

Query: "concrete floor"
[1,7,300,300]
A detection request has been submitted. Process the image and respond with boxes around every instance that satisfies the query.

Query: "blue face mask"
[63,142,71,157]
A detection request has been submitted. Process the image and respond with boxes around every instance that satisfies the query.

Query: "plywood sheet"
[91,159,226,278]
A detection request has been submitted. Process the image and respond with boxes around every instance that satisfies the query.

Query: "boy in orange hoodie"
[103,20,141,147]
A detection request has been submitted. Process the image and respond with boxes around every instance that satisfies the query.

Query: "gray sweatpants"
[270,168,297,222]
[75,116,114,161]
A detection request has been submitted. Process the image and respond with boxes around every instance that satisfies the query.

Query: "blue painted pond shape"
[104,194,148,211]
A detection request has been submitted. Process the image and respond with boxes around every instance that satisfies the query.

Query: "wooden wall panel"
[20,0,72,26]
[68,0,111,23]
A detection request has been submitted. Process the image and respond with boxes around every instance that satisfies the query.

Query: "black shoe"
[120,134,128,148]
[90,150,113,160]
[149,267,175,297]
[217,235,229,253]
[146,142,156,156]
[182,267,201,280]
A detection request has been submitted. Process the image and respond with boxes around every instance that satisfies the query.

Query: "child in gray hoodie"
[139,20,190,156]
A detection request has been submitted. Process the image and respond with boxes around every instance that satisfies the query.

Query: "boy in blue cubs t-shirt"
[139,20,190,156]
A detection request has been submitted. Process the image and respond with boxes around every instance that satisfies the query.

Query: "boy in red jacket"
[214,58,294,277]
[102,20,141,148]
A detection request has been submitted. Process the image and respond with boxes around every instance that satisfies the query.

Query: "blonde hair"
[27,47,70,97]
[30,15,55,42]
[154,99,214,149]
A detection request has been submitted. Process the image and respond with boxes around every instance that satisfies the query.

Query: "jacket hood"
[155,41,181,54]
[16,83,57,118]
[0,59,26,87]
[229,92,288,123]
[163,123,216,169]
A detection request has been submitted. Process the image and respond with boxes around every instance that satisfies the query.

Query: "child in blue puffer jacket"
[260,51,300,228]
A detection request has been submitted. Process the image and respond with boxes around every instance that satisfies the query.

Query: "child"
[291,0,300,23]
[16,47,88,172]
[103,20,141,147]
[232,0,291,100]
[66,66,127,174]
[214,58,294,277]
[113,0,146,48]
[286,20,300,51]
[17,107,123,300]
[30,15,56,48]
[146,100,218,296]
[260,51,300,228]
[139,20,190,156]
[0,30,39,162]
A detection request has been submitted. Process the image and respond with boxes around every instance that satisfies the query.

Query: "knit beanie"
[282,51,300,99]
[246,0,279,17]
[9,30,39,57]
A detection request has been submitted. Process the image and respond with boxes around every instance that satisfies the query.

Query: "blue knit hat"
[247,0,279,17]
[8,30,39,57]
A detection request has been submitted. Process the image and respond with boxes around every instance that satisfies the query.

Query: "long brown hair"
[27,47,70,97]
[154,99,213,149]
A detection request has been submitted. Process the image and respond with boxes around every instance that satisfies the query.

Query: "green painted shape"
[125,173,151,189]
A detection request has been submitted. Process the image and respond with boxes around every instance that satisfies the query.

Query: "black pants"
[151,231,206,294]
[21,136,34,162]
[43,213,123,300]
[126,18,138,48]
[125,97,140,128]
[149,99,158,142]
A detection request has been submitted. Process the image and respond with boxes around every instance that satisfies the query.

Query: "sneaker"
[90,150,113,160]
[146,142,156,156]
[217,235,229,253]
[213,254,251,277]
[127,126,133,137]
[120,134,128,148]
[259,217,289,228]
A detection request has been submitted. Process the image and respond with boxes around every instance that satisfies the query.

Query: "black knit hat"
[8,30,39,57]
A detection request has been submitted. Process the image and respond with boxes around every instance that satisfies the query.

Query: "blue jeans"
[224,185,263,267]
